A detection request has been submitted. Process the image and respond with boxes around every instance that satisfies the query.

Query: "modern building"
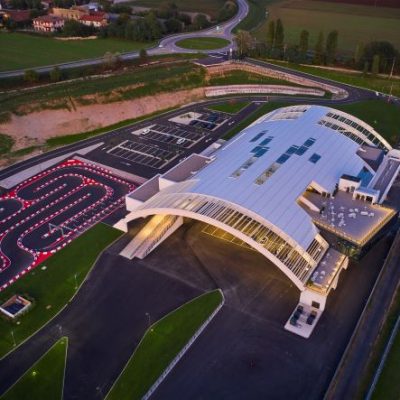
[117,105,400,337]
[33,14,64,32]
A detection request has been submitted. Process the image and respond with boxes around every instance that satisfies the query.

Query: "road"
[0,57,380,186]
[325,229,400,400]
[0,0,248,79]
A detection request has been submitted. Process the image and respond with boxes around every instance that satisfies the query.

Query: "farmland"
[0,33,155,72]
[254,0,400,53]
[130,0,225,19]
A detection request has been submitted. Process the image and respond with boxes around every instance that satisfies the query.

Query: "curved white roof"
[190,105,376,249]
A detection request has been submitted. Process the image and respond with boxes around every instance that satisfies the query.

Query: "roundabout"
[175,37,231,50]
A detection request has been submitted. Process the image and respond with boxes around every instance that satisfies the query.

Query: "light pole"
[145,312,151,329]
[74,273,78,290]
[96,386,104,399]
[11,330,16,347]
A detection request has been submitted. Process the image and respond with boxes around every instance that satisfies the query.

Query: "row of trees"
[235,18,398,75]
[264,19,339,64]
[99,12,163,41]
[22,48,149,84]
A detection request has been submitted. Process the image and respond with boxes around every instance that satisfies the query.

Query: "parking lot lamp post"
[11,330,16,347]
[74,273,78,290]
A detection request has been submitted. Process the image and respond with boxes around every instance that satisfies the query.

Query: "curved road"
[0,0,248,79]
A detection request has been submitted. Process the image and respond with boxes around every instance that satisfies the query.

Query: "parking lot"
[83,102,261,179]
[107,140,179,169]
[140,124,205,148]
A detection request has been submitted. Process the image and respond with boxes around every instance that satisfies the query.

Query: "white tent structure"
[116,105,396,325]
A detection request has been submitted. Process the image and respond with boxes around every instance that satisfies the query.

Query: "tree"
[144,11,162,39]
[139,48,148,64]
[362,61,369,76]
[299,29,309,59]
[266,20,275,49]
[274,19,284,52]
[24,69,39,83]
[217,0,237,22]
[177,13,191,27]
[103,52,121,70]
[371,54,380,76]
[359,41,397,73]
[234,30,254,57]
[354,43,363,65]
[313,31,325,65]
[165,17,183,33]
[50,66,61,82]
[193,13,209,30]
[325,30,338,64]
[63,19,95,37]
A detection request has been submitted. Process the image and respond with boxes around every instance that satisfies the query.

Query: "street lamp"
[11,330,16,347]
[145,312,151,328]
[74,273,78,290]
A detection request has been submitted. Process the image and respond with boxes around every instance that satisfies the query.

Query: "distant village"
[0,1,110,33]
[0,0,237,39]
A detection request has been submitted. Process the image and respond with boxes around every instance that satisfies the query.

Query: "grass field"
[0,133,14,155]
[0,62,305,117]
[0,337,67,400]
[0,223,121,358]
[372,327,400,400]
[334,100,400,145]
[175,37,230,50]
[234,0,276,32]
[0,63,205,115]
[223,101,289,139]
[263,60,400,97]
[131,0,225,19]
[223,99,400,145]
[0,33,155,72]
[106,290,223,400]
[254,0,400,53]
[208,101,250,114]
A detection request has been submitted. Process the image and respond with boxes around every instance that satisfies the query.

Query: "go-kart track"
[0,159,135,290]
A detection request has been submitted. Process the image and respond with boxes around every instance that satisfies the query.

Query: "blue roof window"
[309,153,321,164]
[250,130,268,142]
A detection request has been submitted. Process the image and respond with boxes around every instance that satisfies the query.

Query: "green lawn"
[1,62,306,118]
[334,100,400,145]
[208,101,250,114]
[0,62,205,115]
[0,337,67,400]
[175,37,230,50]
[0,33,155,72]
[106,290,223,400]
[372,327,400,400]
[223,101,289,139]
[207,69,303,87]
[254,0,400,53]
[223,100,399,145]
[0,223,122,358]
[234,0,276,32]
[0,133,14,154]
[131,0,225,19]
[260,60,400,98]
